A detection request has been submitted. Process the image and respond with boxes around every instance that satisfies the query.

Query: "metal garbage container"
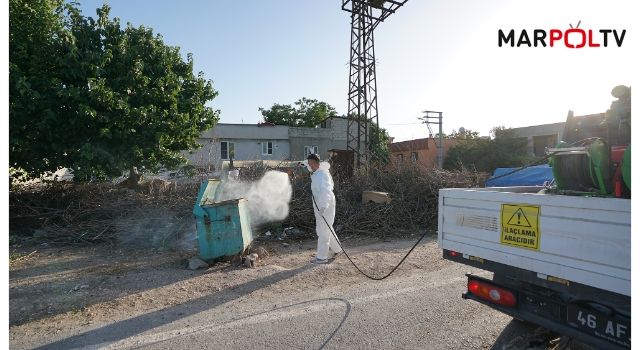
[193,179,253,260]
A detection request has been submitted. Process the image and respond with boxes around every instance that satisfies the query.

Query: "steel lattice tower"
[342,0,408,167]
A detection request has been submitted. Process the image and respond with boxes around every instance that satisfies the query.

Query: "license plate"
[567,306,631,349]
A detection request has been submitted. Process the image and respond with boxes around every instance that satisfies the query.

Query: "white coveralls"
[311,162,341,260]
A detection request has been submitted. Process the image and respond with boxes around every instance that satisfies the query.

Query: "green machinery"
[547,85,631,198]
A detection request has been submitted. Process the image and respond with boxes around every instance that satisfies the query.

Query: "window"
[396,154,404,163]
[262,142,273,155]
[221,141,235,160]
[320,119,331,129]
[533,135,558,157]
[410,152,418,163]
[304,146,318,157]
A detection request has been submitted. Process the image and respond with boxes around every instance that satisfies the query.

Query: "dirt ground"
[9,231,594,350]
[8,231,441,335]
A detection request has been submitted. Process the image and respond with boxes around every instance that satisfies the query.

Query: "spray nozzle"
[300,160,312,173]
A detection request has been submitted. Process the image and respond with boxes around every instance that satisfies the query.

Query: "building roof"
[315,115,348,126]
[388,138,431,152]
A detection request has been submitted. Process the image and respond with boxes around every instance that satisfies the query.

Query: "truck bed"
[437,187,631,296]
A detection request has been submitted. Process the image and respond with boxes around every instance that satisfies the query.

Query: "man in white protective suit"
[302,154,344,264]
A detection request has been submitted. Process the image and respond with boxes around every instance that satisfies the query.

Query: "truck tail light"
[468,279,516,308]
[445,250,459,257]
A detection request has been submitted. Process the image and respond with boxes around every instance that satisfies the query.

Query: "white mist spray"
[215,170,293,227]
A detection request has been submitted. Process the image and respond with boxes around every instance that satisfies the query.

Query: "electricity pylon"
[342,0,408,168]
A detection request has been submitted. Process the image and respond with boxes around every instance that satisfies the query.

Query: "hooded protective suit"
[310,161,341,260]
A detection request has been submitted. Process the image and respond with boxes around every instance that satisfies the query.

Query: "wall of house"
[183,119,359,170]
[390,138,459,167]
[289,117,364,161]
[183,124,291,170]
[512,122,565,157]
[289,128,335,161]
[202,123,290,140]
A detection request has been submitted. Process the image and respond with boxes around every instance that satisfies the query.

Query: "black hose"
[312,196,429,281]
[556,154,596,189]
[554,139,599,190]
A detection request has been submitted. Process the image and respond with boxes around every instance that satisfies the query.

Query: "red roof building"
[388,137,460,166]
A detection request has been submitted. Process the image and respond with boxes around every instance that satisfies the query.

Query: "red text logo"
[499,22,626,48]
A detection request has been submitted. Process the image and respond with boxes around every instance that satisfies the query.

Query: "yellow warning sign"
[500,204,540,250]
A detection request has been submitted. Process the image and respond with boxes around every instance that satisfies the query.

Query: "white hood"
[318,161,331,171]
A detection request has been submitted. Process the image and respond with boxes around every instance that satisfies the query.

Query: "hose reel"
[546,85,630,197]
[547,138,612,195]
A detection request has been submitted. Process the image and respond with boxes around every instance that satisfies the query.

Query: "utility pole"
[341,0,408,169]
[419,111,443,169]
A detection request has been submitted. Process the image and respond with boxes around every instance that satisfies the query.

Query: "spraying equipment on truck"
[546,85,631,198]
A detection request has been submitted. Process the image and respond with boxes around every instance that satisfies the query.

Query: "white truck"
[437,86,631,350]
[438,187,630,349]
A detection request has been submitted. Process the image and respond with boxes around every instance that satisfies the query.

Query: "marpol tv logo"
[498,21,626,48]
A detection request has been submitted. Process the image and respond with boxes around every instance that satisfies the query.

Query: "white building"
[183,117,364,171]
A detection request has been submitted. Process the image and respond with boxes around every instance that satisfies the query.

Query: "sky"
[69,0,636,141]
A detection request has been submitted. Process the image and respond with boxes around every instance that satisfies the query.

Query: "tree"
[442,129,480,139]
[368,123,391,165]
[9,2,220,181]
[259,97,337,127]
[9,0,66,178]
[418,115,480,140]
[443,126,533,173]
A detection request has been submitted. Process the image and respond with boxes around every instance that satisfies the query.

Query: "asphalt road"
[34,261,541,350]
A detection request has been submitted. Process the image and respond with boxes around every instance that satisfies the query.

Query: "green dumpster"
[193,179,253,260]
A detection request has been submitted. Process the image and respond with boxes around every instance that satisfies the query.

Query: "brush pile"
[9,180,202,246]
[284,161,487,237]
[9,161,487,246]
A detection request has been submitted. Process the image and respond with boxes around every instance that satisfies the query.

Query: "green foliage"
[442,129,480,139]
[181,164,197,177]
[9,0,65,177]
[10,249,21,262]
[443,126,534,173]
[9,1,219,181]
[270,222,283,233]
[259,97,337,127]
[368,123,391,165]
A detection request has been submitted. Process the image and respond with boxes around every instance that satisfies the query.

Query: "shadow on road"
[138,297,352,350]
[491,318,540,350]
[10,248,212,326]
[35,264,317,350]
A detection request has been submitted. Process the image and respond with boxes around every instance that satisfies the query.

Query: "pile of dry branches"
[9,180,203,246]
[9,161,487,246]
[283,161,487,237]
